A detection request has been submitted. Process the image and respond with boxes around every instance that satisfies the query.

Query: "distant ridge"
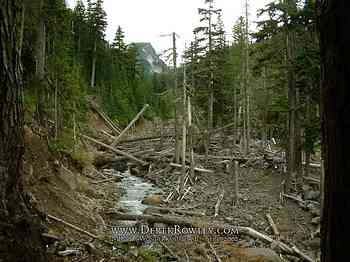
[133,42,167,74]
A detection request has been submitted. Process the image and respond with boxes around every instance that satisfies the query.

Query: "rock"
[311,216,321,225]
[304,190,320,201]
[142,195,163,206]
[117,207,128,213]
[85,242,100,256]
[223,246,283,262]
[310,207,320,217]
[243,214,254,224]
[304,237,321,250]
[225,217,234,223]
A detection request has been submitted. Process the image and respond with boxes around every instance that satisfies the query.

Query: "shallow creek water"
[115,170,161,215]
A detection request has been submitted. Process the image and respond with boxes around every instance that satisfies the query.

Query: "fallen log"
[266,213,280,237]
[206,239,222,262]
[302,162,321,168]
[303,176,320,184]
[179,186,192,201]
[195,154,233,160]
[41,233,64,244]
[146,206,205,217]
[291,246,314,262]
[111,104,150,147]
[47,214,98,239]
[117,135,174,144]
[108,211,304,256]
[94,149,155,166]
[57,250,82,257]
[170,163,214,174]
[90,102,121,134]
[210,122,235,135]
[159,241,178,260]
[81,134,148,166]
[282,193,305,205]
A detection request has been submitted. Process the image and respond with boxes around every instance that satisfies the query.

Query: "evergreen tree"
[87,0,107,89]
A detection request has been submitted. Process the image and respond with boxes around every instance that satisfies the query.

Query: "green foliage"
[70,148,93,169]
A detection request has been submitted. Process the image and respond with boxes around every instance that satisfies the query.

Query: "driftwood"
[209,122,235,135]
[41,233,64,244]
[47,214,98,239]
[117,135,174,144]
[195,154,255,163]
[170,163,214,174]
[179,186,192,201]
[99,130,116,140]
[111,104,149,147]
[302,162,321,168]
[282,193,305,205]
[90,102,121,134]
[108,211,310,256]
[266,213,280,237]
[214,189,225,217]
[164,191,174,203]
[159,241,178,259]
[206,239,222,262]
[81,134,148,166]
[94,149,155,166]
[146,206,205,217]
[303,176,320,184]
[291,246,314,262]
[108,211,315,260]
[57,250,82,256]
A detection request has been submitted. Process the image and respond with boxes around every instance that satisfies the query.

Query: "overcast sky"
[67,0,271,60]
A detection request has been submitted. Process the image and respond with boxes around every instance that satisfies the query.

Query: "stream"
[112,169,162,215]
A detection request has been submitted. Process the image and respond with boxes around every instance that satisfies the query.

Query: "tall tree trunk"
[295,86,302,188]
[173,32,181,163]
[319,1,350,261]
[243,0,250,155]
[0,1,48,260]
[180,65,187,194]
[285,5,298,190]
[90,39,97,88]
[35,0,46,125]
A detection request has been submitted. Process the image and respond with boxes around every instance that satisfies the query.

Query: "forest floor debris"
[23,109,322,261]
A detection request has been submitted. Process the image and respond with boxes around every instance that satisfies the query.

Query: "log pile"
[79,109,319,262]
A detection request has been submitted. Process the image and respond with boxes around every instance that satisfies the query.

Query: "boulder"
[142,195,163,206]
[304,237,321,250]
[304,190,320,201]
[311,216,321,225]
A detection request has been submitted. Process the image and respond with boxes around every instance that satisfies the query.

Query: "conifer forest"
[0,0,348,261]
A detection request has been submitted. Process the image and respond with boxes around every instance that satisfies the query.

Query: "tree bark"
[173,32,181,164]
[285,0,299,191]
[35,0,46,125]
[90,39,97,88]
[319,1,350,261]
[0,1,48,260]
